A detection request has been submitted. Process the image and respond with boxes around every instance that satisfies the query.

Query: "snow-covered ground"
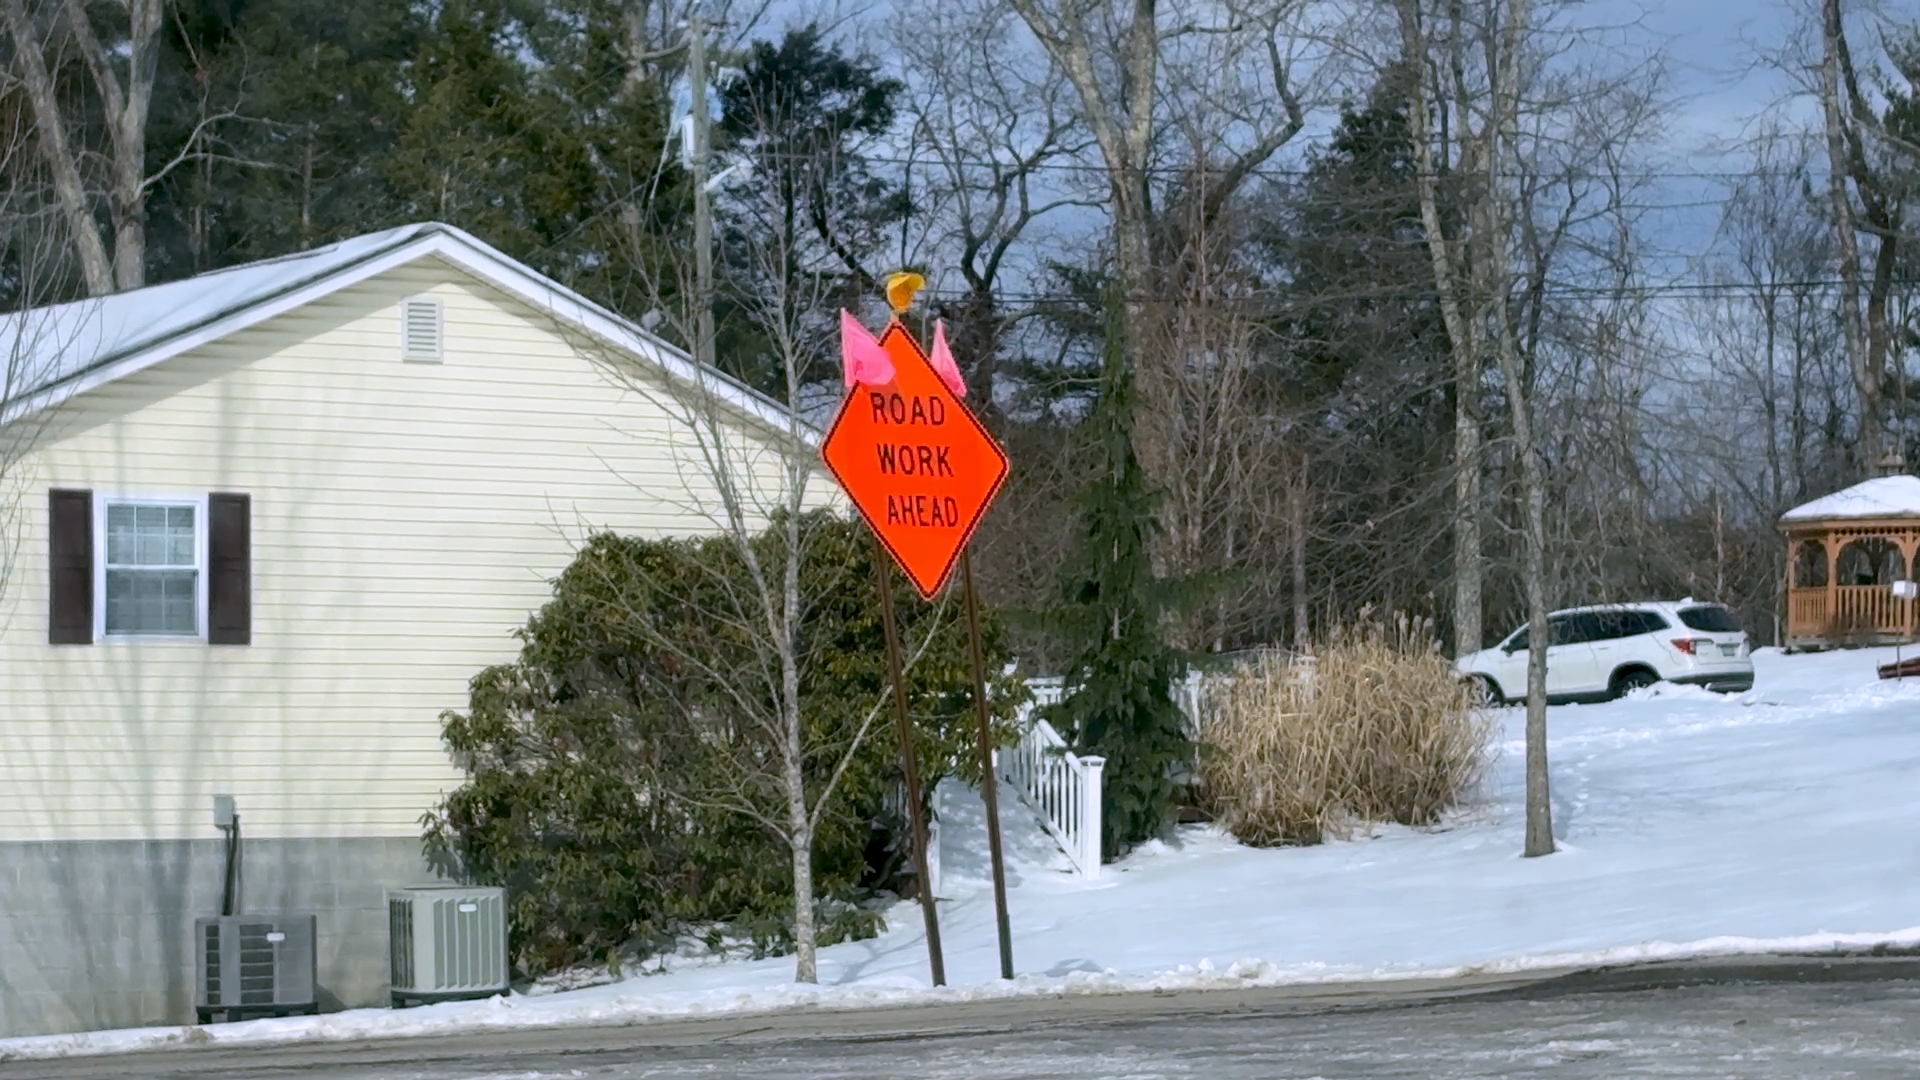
[6,645,1920,1061]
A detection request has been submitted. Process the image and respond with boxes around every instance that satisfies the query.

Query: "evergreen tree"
[1246,70,1460,626]
[1042,288,1192,859]
[141,0,682,321]
[712,26,908,396]
[145,0,425,273]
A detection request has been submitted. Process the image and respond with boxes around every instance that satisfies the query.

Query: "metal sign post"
[1894,579,1916,680]
[964,549,1015,980]
[821,283,1015,982]
[874,548,945,985]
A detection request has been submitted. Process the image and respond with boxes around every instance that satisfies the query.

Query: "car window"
[1563,613,1608,644]
[1678,605,1740,633]
[1587,611,1630,641]
[1625,611,1670,636]
[1548,615,1584,646]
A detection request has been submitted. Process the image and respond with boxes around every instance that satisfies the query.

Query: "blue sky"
[763,0,1841,288]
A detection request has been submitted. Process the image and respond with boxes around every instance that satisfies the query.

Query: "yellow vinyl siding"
[0,258,833,842]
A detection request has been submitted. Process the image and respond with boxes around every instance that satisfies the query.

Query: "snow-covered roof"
[0,222,792,437]
[1779,475,1920,522]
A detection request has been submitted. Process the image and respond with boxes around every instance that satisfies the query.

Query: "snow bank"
[6,646,1920,1063]
[7,926,1919,1064]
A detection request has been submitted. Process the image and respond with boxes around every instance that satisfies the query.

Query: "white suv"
[1456,599,1754,705]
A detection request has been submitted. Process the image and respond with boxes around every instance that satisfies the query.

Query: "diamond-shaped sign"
[821,320,1009,599]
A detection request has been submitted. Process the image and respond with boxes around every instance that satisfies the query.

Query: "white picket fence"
[995,672,1206,879]
[998,687,1106,878]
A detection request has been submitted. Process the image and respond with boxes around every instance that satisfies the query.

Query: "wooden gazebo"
[1779,474,1920,650]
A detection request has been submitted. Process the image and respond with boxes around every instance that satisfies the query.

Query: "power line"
[716,145,1825,183]
[915,276,1920,307]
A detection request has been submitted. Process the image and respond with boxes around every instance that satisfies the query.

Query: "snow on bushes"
[1196,617,1495,846]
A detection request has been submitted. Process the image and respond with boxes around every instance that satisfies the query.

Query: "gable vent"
[401,297,443,362]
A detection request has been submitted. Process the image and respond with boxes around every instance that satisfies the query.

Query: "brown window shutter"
[47,489,93,645]
[208,493,251,646]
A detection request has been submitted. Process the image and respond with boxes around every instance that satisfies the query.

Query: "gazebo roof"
[1780,475,1920,523]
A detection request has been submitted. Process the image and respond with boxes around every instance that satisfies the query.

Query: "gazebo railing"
[1833,585,1911,635]
[1787,589,1827,635]
[1787,585,1916,643]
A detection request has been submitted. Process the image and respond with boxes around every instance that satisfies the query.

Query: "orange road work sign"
[821,319,1009,599]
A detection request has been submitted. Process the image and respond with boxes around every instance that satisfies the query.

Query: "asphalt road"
[12,957,1920,1080]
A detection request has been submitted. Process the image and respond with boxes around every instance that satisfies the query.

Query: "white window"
[401,296,443,361]
[100,499,205,637]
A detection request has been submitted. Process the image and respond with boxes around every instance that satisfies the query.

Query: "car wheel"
[1466,675,1504,707]
[1610,667,1658,700]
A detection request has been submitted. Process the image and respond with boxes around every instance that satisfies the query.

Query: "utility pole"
[688,9,717,372]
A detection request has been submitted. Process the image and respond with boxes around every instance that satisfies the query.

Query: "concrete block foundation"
[0,837,438,1038]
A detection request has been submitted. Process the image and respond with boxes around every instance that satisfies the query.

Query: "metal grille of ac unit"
[194,913,318,1023]
[389,896,415,990]
[388,885,508,1007]
[201,921,222,1005]
[238,921,279,1003]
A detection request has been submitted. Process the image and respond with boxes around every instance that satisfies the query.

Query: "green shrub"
[1197,615,1495,847]
[422,511,1019,976]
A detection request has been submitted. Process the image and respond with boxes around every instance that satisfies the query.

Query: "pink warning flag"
[840,309,896,388]
[929,319,967,398]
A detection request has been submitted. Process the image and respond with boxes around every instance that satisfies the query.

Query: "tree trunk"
[784,680,818,981]
[1865,226,1899,463]
[1818,0,1880,472]
[788,821,817,983]
[109,95,151,291]
[1396,0,1485,660]
[1516,465,1554,858]
[622,0,654,92]
[1485,0,1554,858]
[1291,457,1309,651]
[92,0,162,291]
[782,489,816,983]
[952,290,1003,417]
[1493,178,1555,858]
[1,0,113,296]
[1453,398,1482,655]
[6,0,163,293]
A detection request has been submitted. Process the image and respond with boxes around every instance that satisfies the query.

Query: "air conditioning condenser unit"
[388,885,509,1007]
[194,913,318,1024]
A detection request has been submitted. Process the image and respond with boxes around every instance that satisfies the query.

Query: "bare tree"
[571,250,929,984]
[1396,0,1552,855]
[558,76,970,980]
[893,0,1093,411]
[1816,0,1888,472]
[0,153,91,630]
[1390,0,1491,659]
[1782,0,1920,477]
[1003,0,1312,479]
[1676,125,1851,643]
[1513,54,1670,626]
[1148,186,1290,651]
[6,0,151,292]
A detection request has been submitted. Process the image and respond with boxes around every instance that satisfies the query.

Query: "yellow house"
[0,223,814,1037]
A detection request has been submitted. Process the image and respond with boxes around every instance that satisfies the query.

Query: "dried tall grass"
[1196,615,1495,846]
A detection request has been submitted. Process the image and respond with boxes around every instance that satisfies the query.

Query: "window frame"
[94,492,209,642]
